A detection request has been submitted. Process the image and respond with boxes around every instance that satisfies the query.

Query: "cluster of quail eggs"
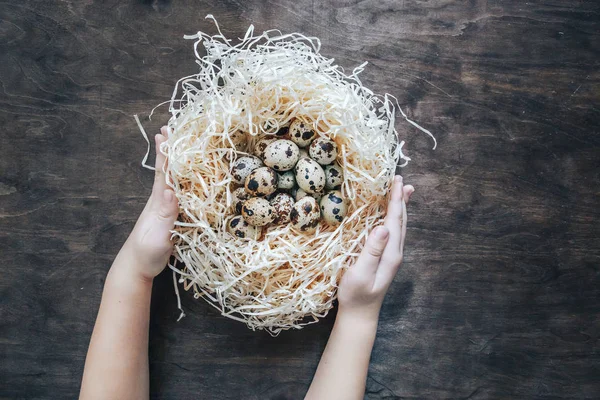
[227,119,348,239]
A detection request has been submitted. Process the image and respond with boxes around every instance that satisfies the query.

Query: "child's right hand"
[121,127,179,282]
[337,175,414,321]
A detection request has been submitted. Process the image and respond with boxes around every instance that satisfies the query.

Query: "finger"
[404,185,414,204]
[157,189,179,227]
[384,175,404,246]
[352,226,390,276]
[154,133,167,178]
[160,125,170,138]
[377,175,407,286]
[152,132,168,197]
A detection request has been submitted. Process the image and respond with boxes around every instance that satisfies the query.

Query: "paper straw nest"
[137,17,432,335]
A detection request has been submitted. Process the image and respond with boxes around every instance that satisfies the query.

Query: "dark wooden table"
[1,1,599,399]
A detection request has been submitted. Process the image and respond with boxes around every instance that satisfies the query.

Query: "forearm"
[305,309,378,400]
[80,245,153,400]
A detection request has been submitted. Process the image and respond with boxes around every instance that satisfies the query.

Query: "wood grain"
[1,1,599,399]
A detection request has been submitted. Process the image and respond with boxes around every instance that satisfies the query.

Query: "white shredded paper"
[137,16,433,335]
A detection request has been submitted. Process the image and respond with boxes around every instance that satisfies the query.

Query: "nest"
[136,16,434,335]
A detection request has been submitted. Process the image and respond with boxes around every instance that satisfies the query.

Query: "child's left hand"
[336,175,414,321]
[124,126,179,281]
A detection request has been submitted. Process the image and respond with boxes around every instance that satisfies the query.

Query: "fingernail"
[163,190,173,203]
[375,226,389,240]
[395,175,402,183]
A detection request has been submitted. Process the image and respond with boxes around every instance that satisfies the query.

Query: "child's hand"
[337,175,414,321]
[124,126,179,282]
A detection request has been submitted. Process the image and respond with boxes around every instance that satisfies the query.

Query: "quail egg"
[295,157,326,194]
[231,156,263,185]
[313,191,324,203]
[324,163,344,190]
[294,188,308,201]
[245,166,278,197]
[263,120,290,138]
[227,215,261,239]
[277,170,296,191]
[228,130,247,150]
[254,137,277,159]
[295,188,323,203]
[270,193,295,224]
[241,197,275,226]
[232,187,250,214]
[263,139,300,171]
[289,119,317,147]
[298,148,309,159]
[290,196,321,232]
[264,191,278,201]
[309,137,338,165]
[320,190,347,225]
[275,125,290,139]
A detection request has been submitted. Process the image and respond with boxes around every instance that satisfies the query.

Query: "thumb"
[157,189,179,225]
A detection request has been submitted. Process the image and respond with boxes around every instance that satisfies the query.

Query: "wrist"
[105,264,153,303]
[121,234,171,281]
[110,243,156,286]
[336,305,380,331]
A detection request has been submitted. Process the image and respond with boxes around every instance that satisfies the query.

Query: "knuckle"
[157,210,172,222]
[367,246,384,258]
[342,273,371,293]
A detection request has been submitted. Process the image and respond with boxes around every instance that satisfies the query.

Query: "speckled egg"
[289,119,317,148]
[263,139,300,171]
[290,196,321,232]
[298,148,309,159]
[270,193,295,224]
[320,190,347,225]
[228,130,247,150]
[231,156,263,185]
[263,120,290,138]
[295,188,323,203]
[227,215,261,239]
[244,166,278,197]
[309,137,338,165]
[254,137,277,159]
[232,187,250,214]
[241,197,275,226]
[324,163,344,190]
[277,170,296,191]
[294,188,308,201]
[275,125,290,139]
[264,191,278,201]
[295,157,326,194]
